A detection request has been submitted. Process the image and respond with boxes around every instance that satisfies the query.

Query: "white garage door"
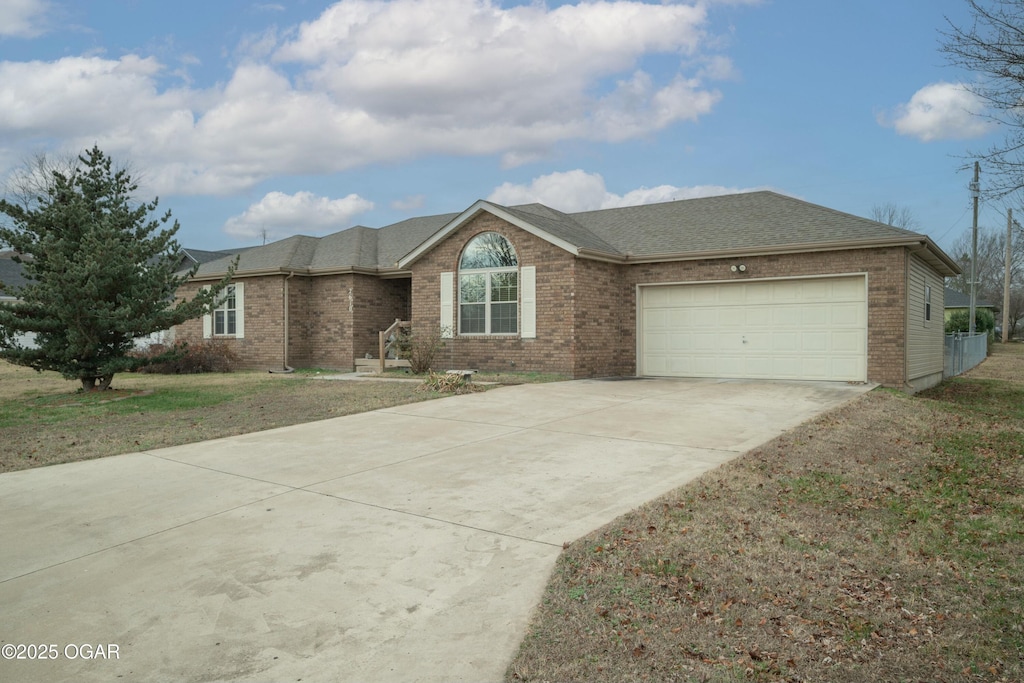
[640,276,867,381]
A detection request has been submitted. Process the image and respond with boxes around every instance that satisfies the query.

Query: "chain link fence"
[944,333,988,378]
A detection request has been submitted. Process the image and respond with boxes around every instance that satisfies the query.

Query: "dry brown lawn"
[508,343,1024,683]
[0,364,441,473]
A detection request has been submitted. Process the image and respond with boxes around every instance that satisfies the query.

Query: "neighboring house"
[175,191,960,392]
[0,248,236,349]
[943,287,997,323]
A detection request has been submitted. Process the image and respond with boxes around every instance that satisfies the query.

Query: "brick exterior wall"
[572,258,632,377]
[619,247,908,387]
[175,275,288,370]
[175,273,411,372]
[174,222,914,386]
[411,218,910,386]
[350,276,411,362]
[409,213,578,375]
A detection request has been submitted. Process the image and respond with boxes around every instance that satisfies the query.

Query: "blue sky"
[0,0,1010,254]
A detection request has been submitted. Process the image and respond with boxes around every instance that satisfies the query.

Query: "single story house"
[174,191,960,391]
[943,287,997,322]
[1,248,238,349]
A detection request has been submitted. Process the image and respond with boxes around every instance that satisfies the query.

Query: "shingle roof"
[180,248,243,266]
[191,212,457,278]
[945,287,995,309]
[572,191,923,256]
[189,190,960,279]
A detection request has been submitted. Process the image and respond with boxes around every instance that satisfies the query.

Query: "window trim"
[213,284,237,336]
[458,233,519,336]
[202,282,244,339]
[925,283,931,323]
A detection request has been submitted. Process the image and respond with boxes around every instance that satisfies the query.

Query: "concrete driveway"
[0,377,871,682]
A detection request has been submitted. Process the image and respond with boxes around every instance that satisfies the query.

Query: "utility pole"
[1005,209,1013,343]
[969,162,980,336]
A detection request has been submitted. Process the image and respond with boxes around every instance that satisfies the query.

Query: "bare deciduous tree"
[870,202,918,229]
[942,0,1024,196]
[947,224,1024,336]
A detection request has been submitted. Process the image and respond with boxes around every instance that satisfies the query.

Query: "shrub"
[945,308,996,335]
[420,371,485,394]
[132,340,239,374]
[394,326,448,374]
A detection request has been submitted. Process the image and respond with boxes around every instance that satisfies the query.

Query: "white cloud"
[882,82,993,142]
[0,56,181,137]
[488,169,764,212]
[0,0,745,196]
[223,190,374,240]
[0,0,49,37]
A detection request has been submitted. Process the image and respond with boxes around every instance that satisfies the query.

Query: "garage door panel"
[693,287,719,305]
[641,276,866,382]
[831,303,864,326]
[716,355,746,375]
[772,332,800,351]
[692,309,719,326]
[801,332,828,352]
[665,288,695,306]
[800,305,829,325]
[746,308,773,326]
[831,357,864,378]
[831,278,866,300]
[719,286,746,305]
[772,306,801,326]
[668,332,694,351]
[771,281,803,301]
[719,310,746,328]
[831,330,865,353]
[693,333,722,351]
[799,356,829,379]
[645,309,668,330]
[645,287,671,308]
[801,280,830,300]
[666,308,691,327]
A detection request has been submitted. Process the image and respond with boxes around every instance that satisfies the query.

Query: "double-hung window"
[202,282,244,339]
[459,233,518,335]
[213,285,237,335]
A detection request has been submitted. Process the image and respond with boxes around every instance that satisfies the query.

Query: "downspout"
[270,272,296,373]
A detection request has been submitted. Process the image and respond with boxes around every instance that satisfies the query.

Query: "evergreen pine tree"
[0,146,233,390]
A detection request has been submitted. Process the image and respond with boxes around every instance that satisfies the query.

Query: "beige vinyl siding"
[906,254,944,381]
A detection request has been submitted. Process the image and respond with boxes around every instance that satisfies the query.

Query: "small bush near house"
[394,326,448,374]
[133,341,239,374]
[945,307,996,334]
[420,370,481,394]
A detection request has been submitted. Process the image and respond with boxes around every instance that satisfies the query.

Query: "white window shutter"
[440,272,454,338]
[234,282,245,339]
[202,286,212,339]
[521,266,536,339]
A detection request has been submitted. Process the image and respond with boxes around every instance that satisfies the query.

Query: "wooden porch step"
[355,357,412,372]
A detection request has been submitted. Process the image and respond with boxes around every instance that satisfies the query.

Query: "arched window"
[459,233,518,334]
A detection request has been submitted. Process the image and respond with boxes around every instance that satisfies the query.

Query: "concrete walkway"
[0,378,872,683]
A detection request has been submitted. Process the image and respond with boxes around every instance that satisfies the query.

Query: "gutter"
[270,271,296,374]
[576,235,961,275]
[187,265,411,283]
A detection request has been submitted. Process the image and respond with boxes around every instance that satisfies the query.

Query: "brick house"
[175,191,960,391]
